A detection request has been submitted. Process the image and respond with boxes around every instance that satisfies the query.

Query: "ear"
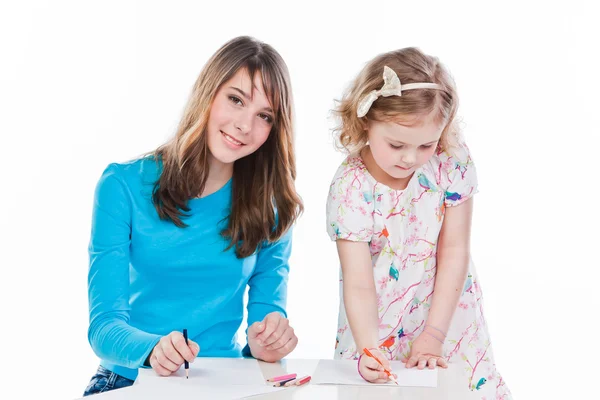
[360,117,369,132]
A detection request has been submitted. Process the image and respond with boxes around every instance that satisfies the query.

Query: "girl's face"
[207,68,275,166]
[365,113,444,183]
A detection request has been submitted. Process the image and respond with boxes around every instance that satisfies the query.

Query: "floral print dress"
[326,142,511,399]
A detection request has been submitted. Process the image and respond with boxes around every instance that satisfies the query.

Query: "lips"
[220,130,245,146]
[396,165,412,170]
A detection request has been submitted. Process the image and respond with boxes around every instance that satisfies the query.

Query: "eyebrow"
[229,87,274,113]
[389,139,439,146]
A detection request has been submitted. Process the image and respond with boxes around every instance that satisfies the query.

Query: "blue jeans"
[83,365,135,396]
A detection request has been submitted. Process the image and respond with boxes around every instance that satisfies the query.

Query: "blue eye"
[229,95,243,105]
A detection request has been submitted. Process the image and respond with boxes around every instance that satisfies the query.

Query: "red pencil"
[284,375,311,387]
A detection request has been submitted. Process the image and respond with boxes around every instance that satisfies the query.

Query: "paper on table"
[102,358,286,400]
[312,359,438,387]
[136,357,266,386]
[73,382,284,400]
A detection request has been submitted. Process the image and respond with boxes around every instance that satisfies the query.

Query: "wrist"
[424,323,448,337]
[422,329,445,345]
[143,348,154,367]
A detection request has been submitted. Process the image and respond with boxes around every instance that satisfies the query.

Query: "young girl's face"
[366,114,444,181]
[207,68,275,166]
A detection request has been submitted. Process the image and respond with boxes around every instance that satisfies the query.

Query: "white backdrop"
[1,1,598,399]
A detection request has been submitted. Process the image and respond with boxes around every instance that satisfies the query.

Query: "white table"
[78,359,482,399]
[254,359,481,399]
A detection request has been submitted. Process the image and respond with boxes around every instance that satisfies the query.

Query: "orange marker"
[362,348,398,385]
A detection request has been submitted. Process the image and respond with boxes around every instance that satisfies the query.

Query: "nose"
[234,111,253,135]
[401,149,416,165]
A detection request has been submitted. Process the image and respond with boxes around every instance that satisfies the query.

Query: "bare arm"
[337,239,380,351]
[427,198,474,333]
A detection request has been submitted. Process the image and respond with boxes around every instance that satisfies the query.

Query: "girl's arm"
[88,165,161,368]
[426,198,474,334]
[336,239,380,351]
[243,228,297,362]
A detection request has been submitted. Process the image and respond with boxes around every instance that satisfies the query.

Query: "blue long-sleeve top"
[87,157,292,380]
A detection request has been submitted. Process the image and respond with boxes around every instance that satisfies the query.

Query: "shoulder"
[421,140,475,189]
[328,154,375,196]
[437,140,473,165]
[326,155,376,241]
[424,140,472,169]
[96,156,160,199]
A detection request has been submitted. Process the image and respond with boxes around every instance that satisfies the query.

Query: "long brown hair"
[334,47,460,153]
[152,36,303,258]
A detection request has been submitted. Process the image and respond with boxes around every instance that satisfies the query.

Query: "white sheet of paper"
[73,382,284,400]
[312,359,438,387]
[137,357,266,386]
[95,358,286,400]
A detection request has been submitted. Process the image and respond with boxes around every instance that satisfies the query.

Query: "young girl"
[326,48,511,398]
[84,36,303,396]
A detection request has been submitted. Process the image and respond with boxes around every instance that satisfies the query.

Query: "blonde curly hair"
[333,47,460,154]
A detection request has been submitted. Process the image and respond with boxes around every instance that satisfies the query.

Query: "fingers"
[150,344,179,375]
[437,357,449,369]
[276,334,298,355]
[428,357,437,369]
[405,354,447,369]
[150,331,201,376]
[188,340,200,357]
[359,356,389,383]
[255,313,282,345]
[247,321,265,340]
[406,355,419,368]
[264,323,292,350]
[171,332,196,363]
[149,351,172,377]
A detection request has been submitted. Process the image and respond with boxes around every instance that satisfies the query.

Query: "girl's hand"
[403,330,448,370]
[148,331,200,376]
[358,348,396,383]
[247,312,298,362]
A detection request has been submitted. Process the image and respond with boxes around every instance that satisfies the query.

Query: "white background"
[1,1,598,399]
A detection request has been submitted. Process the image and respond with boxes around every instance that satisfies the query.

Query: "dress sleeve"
[439,141,479,207]
[326,159,375,242]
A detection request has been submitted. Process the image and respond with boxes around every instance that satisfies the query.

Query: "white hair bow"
[356,66,442,118]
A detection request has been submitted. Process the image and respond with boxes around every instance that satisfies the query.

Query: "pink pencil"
[266,373,297,382]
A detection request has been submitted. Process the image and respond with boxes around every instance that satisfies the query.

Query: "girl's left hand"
[403,330,449,370]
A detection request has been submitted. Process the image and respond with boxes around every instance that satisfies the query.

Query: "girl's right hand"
[148,331,200,376]
[358,348,396,384]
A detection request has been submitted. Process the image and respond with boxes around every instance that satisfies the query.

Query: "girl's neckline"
[189,177,233,203]
[354,148,421,192]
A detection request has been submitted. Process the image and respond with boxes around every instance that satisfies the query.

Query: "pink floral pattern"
[327,142,511,399]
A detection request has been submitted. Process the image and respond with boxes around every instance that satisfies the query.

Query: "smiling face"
[364,112,444,186]
[206,68,275,167]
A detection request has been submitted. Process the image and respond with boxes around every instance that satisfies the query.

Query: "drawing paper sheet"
[137,357,266,386]
[83,358,286,399]
[74,382,284,400]
[312,359,438,387]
